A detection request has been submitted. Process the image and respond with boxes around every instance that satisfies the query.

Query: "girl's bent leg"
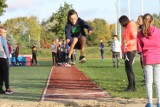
[79,36,86,56]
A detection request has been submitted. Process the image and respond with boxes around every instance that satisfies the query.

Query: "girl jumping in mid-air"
[65,9,92,66]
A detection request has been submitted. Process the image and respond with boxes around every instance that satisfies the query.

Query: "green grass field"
[0,61,52,101]
[76,58,152,98]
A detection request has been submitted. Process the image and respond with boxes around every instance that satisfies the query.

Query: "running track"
[41,66,110,101]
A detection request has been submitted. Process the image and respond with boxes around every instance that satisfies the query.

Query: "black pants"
[100,49,104,60]
[0,58,9,89]
[15,53,20,64]
[124,51,136,89]
[31,53,37,64]
[52,52,57,65]
[60,52,65,64]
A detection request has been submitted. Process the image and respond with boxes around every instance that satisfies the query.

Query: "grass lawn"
[0,61,52,101]
[76,57,156,99]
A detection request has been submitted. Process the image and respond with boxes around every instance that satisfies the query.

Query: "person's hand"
[88,30,93,36]
[124,39,127,46]
[66,39,70,44]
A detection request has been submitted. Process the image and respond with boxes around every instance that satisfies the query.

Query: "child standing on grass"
[137,13,160,107]
[100,39,104,61]
[51,39,58,66]
[137,15,146,85]
[15,43,21,66]
[0,26,13,94]
[111,35,121,68]
[65,9,93,66]
[31,44,39,65]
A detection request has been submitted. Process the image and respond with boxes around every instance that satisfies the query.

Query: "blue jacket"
[100,43,104,50]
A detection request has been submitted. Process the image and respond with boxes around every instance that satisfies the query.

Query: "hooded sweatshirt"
[65,17,92,40]
[137,26,160,65]
[121,21,137,53]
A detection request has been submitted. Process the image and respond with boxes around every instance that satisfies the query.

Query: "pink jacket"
[121,21,137,53]
[137,26,160,65]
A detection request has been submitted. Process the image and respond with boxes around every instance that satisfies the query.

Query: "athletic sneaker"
[67,57,71,63]
[64,63,71,67]
[79,56,86,63]
[5,89,13,94]
[0,88,5,94]
[70,62,75,65]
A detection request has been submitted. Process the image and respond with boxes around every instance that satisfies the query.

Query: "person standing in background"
[111,35,121,68]
[0,26,13,94]
[119,15,137,92]
[100,39,104,61]
[60,40,66,65]
[51,40,58,67]
[137,15,145,85]
[31,44,38,65]
[137,13,160,107]
[15,44,20,66]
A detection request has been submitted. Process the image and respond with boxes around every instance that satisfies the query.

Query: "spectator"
[137,13,160,107]
[0,26,13,94]
[51,40,58,67]
[100,39,104,61]
[119,15,137,92]
[111,35,121,68]
[31,44,39,65]
[15,44,21,66]
[137,15,145,85]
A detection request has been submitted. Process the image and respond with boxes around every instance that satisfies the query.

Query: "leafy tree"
[0,0,7,16]
[87,18,112,46]
[48,2,72,39]
[4,16,41,47]
[40,20,55,48]
[153,14,160,28]
[27,16,41,47]
[6,34,16,46]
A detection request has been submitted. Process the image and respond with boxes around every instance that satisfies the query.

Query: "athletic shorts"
[68,33,85,50]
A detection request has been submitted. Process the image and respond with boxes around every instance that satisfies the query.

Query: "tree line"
[0,2,160,49]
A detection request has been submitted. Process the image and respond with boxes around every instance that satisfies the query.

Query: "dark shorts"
[68,33,85,50]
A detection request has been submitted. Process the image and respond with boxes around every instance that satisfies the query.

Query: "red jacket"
[121,21,137,53]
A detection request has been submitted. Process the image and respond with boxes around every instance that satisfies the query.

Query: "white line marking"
[45,92,106,96]
[40,66,54,101]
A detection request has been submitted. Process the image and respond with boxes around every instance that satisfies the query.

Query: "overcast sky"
[0,0,159,24]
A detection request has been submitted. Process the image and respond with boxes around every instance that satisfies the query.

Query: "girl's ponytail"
[142,13,153,37]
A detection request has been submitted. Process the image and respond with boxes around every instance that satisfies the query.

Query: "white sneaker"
[64,63,71,67]
[70,62,75,65]
[79,58,86,63]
